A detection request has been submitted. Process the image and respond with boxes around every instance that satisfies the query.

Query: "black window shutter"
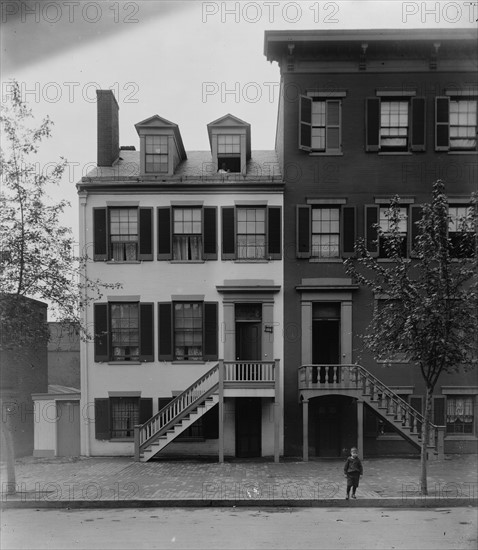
[158,302,173,360]
[267,206,281,259]
[94,303,109,361]
[296,205,311,258]
[203,406,219,439]
[365,205,379,257]
[158,397,173,413]
[157,207,171,260]
[433,396,446,426]
[204,302,218,360]
[203,207,217,260]
[365,98,380,152]
[139,398,153,425]
[221,207,236,259]
[138,207,153,261]
[94,398,111,439]
[139,303,154,362]
[341,206,356,257]
[93,208,108,261]
[299,95,312,151]
[435,96,450,151]
[411,97,426,152]
[409,205,422,258]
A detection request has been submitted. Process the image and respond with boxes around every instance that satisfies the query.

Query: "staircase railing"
[298,364,440,450]
[135,363,219,458]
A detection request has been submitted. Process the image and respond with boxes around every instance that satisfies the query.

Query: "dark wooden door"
[235,322,261,360]
[235,397,262,458]
[316,401,341,457]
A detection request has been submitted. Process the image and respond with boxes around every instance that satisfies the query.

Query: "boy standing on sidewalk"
[344,447,363,499]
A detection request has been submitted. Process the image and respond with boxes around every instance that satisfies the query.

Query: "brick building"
[264,28,477,459]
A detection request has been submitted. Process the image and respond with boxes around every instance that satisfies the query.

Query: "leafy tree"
[344,180,477,495]
[0,80,120,493]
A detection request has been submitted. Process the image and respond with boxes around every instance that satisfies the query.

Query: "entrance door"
[235,303,262,361]
[312,303,340,364]
[235,397,262,458]
[312,303,340,383]
[57,400,80,457]
[316,399,341,457]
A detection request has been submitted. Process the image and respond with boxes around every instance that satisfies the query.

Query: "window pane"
[236,208,266,259]
[174,302,203,360]
[111,397,139,438]
[380,101,409,149]
[311,208,340,258]
[110,303,139,361]
[109,208,138,261]
[450,99,477,150]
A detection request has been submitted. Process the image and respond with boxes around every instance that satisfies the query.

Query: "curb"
[1,498,477,509]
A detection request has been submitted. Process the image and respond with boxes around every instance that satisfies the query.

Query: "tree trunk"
[419,386,433,496]
[0,407,16,495]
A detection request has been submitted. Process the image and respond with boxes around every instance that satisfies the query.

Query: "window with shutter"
[296,204,355,259]
[222,206,281,261]
[94,206,152,262]
[300,95,342,153]
[95,302,152,362]
[367,95,426,153]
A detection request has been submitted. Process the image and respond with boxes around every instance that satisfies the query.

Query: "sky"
[1,0,476,247]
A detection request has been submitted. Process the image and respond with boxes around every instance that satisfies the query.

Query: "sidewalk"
[1,454,477,509]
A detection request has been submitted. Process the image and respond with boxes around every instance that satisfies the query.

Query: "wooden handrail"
[138,363,220,451]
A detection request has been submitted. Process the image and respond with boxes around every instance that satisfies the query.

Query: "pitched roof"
[82,149,281,181]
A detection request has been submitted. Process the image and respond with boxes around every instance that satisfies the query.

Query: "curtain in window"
[173,236,202,260]
[447,397,473,423]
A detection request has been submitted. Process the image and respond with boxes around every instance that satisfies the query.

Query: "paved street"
[2,506,477,549]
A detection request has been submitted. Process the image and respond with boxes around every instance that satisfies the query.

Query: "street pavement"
[1,454,477,508]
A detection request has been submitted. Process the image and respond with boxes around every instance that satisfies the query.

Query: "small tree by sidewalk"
[344,180,478,495]
[0,80,120,493]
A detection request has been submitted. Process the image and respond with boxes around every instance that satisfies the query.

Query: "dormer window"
[145,135,168,173]
[207,114,251,175]
[135,115,186,176]
[217,135,241,172]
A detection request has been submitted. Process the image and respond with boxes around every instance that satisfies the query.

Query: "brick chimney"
[96,90,119,167]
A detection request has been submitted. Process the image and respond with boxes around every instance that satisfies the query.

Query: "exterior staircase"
[135,363,219,462]
[135,359,280,462]
[298,364,445,460]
